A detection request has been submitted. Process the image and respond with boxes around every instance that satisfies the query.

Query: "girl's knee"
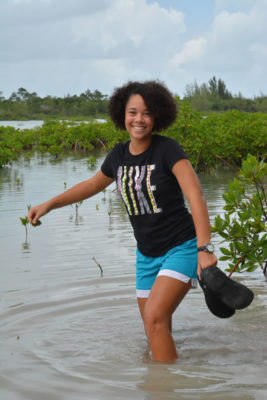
[143,306,169,334]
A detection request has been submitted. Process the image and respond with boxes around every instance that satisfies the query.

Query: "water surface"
[0,119,106,130]
[0,155,266,400]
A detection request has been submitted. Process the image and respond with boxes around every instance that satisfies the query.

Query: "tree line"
[183,76,267,113]
[0,88,108,120]
[1,77,267,120]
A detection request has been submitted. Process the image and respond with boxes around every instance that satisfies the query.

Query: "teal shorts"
[136,237,198,298]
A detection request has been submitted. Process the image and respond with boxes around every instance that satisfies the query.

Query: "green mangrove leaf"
[31,220,42,227]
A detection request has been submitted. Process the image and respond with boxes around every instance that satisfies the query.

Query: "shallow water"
[0,154,266,400]
[0,120,44,129]
[0,119,106,130]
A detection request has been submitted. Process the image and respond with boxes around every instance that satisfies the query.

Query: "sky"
[1,0,267,99]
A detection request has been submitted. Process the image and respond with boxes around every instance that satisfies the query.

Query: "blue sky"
[1,0,267,98]
[148,0,216,35]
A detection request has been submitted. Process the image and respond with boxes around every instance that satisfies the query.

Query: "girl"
[28,80,217,362]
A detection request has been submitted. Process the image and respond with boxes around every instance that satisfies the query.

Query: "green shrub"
[212,154,267,277]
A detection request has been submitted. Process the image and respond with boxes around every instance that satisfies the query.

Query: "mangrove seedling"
[108,210,112,227]
[212,154,267,277]
[87,156,97,170]
[20,204,41,242]
[102,188,107,201]
[71,200,83,220]
[20,216,29,243]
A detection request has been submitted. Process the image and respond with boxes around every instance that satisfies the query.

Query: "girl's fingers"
[27,211,33,223]
[33,215,39,224]
[27,208,38,223]
[197,253,218,279]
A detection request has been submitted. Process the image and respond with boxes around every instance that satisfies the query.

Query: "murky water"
[0,154,266,400]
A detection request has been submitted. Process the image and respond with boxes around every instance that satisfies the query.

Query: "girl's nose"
[135,112,144,122]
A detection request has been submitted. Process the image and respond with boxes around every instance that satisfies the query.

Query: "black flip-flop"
[199,279,235,318]
[201,266,254,310]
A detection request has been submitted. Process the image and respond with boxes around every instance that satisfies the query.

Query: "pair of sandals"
[199,266,254,318]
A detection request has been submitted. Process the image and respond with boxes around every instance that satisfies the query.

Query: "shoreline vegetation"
[1,79,266,277]
[0,77,266,171]
[0,100,266,172]
[1,77,267,120]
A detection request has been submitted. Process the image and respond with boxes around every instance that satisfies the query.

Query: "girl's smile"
[125,94,154,143]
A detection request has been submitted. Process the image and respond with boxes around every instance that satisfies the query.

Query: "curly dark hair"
[108,80,177,132]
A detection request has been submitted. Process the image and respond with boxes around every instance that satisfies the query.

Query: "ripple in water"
[0,155,266,400]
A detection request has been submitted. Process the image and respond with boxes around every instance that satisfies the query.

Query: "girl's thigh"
[138,276,191,321]
[145,276,191,319]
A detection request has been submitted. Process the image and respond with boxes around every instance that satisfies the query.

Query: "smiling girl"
[28,80,217,362]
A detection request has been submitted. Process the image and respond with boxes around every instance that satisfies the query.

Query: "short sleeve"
[101,147,116,178]
[162,137,188,171]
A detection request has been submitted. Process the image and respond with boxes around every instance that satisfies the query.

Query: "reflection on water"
[0,155,266,400]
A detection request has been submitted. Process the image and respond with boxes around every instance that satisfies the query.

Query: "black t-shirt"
[101,135,196,256]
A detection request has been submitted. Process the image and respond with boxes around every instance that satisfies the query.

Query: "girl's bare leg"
[138,298,173,332]
[138,277,191,362]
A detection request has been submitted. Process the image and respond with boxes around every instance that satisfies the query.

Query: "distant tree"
[208,76,232,99]
[184,81,213,111]
[183,76,257,112]
[3,83,266,119]
[217,78,232,99]
[81,89,93,100]
[17,87,30,101]
[208,76,218,97]
[92,89,108,101]
[9,92,20,102]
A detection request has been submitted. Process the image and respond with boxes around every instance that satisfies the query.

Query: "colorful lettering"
[117,164,161,216]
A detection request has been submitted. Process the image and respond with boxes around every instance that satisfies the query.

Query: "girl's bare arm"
[172,159,217,278]
[28,170,114,225]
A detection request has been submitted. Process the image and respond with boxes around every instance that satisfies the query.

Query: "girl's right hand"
[27,202,50,225]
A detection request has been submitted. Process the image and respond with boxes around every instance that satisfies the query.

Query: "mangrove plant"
[212,154,267,277]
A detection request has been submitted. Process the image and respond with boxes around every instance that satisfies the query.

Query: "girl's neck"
[129,136,153,155]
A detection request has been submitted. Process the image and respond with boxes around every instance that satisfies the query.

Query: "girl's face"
[125,94,154,142]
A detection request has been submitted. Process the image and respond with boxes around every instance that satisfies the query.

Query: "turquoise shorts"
[136,237,198,298]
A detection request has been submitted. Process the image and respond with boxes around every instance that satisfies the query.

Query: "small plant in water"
[108,210,112,226]
[20,216,29,242]
[102,188,107,201]
[87,156,97,170]
[20,204,41,243]
[71,200,83,220]
[65,182,84,223]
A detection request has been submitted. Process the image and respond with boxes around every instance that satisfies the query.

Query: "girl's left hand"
[197,252,218,280]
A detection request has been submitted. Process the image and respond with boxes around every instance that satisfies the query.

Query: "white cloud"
[1,0,185,62]
[0,0,187,96]
[169,38,207,68]
[208,5,267,90]
[166,1,267,96]
[1,0,267,98]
